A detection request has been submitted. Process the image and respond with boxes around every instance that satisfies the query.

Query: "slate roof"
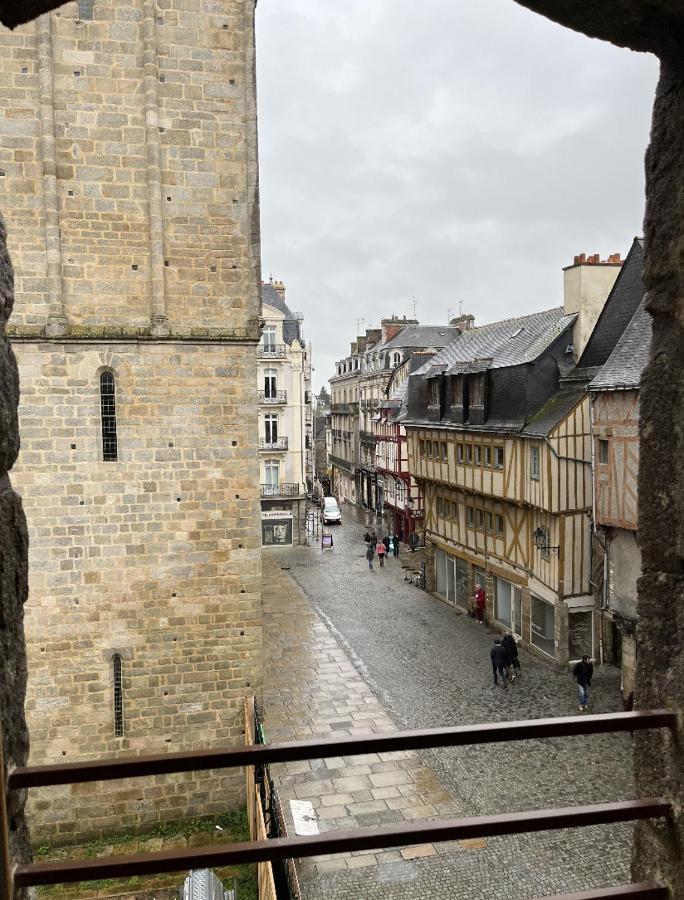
[577,238,644,368]
[522,386,586,437]
[588,298,652,391]
[261,282,302,345]
[381,351,438,423]
[413,307,576,376]
[383,325,459,350]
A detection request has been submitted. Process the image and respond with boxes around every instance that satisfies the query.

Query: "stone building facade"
[1,0,263,842]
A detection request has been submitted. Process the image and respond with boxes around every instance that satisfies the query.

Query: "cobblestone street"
[263,503,634,899]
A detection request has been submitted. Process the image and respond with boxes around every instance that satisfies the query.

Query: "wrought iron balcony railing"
[257,344,287,358]
[259,437,288,451]
[258,390,287,404]
[260,482,300,497]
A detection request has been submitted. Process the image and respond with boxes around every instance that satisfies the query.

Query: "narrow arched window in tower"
[100,371,118,461]
[112,654,124,737]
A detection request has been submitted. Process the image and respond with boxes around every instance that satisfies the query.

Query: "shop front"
[434,547,470,610]
[261,508,293,546]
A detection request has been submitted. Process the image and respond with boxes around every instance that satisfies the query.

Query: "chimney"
[381,315,417,343]
[365,327,382,348]
[563,251,623,358]
[273,279,286,300]
[449,313,475,332]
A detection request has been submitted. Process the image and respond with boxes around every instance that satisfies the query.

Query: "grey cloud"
[256,0,659,390]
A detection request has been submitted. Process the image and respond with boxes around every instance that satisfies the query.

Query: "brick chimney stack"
[272,279,286,300]
[381,314,418,343]
[449,313,475,332]
[563,250,623,357]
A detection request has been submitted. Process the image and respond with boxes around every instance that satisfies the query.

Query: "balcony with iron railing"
[258,390,287,404]
[257,344,287,358]
[259,437,288,451]
[260,482,301,497]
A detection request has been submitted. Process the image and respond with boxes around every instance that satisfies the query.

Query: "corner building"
[1,0,262,841]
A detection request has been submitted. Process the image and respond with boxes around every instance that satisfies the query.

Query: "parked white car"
[321,497,342,525]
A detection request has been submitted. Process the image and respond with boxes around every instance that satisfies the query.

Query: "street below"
[263,502,633,899]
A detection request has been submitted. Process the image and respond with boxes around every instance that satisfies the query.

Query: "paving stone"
[400,845,438,860]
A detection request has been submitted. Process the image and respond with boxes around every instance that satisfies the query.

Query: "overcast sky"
[255,0,659,392]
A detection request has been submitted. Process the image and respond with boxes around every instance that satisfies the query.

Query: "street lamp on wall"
[533,526,559,554]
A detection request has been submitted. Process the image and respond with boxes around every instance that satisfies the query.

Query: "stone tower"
[0,0,262,842]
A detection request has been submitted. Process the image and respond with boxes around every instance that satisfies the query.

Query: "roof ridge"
[461,306,566,336]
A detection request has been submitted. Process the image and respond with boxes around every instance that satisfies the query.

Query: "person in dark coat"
[364,531,371,544]
[383,534,391,555]
[490,639,507,689]
[392,532,400,557]
[365,543,375,571]
[573,655,593,710]
[502,633,519,681]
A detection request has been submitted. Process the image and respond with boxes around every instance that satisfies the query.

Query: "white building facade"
[259,281,312,545]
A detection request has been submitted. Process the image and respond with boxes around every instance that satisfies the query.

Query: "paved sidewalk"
[262,554,466,882]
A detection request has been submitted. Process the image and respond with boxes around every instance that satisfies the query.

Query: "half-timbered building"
[404,252,626,665]
[584,238,648,694]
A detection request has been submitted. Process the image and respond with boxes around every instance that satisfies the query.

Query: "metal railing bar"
[13,799,671,888]
[537,883,669,899]
[8,710,675,790]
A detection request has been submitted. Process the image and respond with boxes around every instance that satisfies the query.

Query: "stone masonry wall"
[11,340,261,840]
[0,0,263,844]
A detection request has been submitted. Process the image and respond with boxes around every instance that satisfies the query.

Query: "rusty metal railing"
[3,709,677,897]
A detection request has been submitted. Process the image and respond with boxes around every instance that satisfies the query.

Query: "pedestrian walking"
[573,655,593,710]
[392,532,400,557]
[370,531,377,547]
[376,539,386,568]
[474,583,486,624]
[365,543,375,571]
[490,639,507,689]
[502,633,519,681]
[383,534,391,556]
[363,531,371,544]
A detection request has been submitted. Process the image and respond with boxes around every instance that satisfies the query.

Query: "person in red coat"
[474,583,486,624]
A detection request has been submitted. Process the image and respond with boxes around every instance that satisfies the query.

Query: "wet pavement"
[262,501,633,899]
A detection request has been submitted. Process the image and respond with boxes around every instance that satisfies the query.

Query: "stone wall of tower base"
[11,338,262,844]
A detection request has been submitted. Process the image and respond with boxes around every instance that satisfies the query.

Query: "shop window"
[530,446,540,480]
[495,578,523,635]
[599,439,609,464]
[435,547,447,596]
[531,595,555,656]
[494,446,504,469]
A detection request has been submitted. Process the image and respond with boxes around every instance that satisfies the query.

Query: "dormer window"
[428,377,440,407]
[393,352,401,367]
[470,373,486,410]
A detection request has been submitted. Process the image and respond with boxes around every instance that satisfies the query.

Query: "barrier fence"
[2,709,676,899]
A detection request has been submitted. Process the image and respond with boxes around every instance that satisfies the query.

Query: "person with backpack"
[502,633,519,681]
[490,639,507,689]
[365,542,375,571]
[573,655,594,710]
[376,538,387,568]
